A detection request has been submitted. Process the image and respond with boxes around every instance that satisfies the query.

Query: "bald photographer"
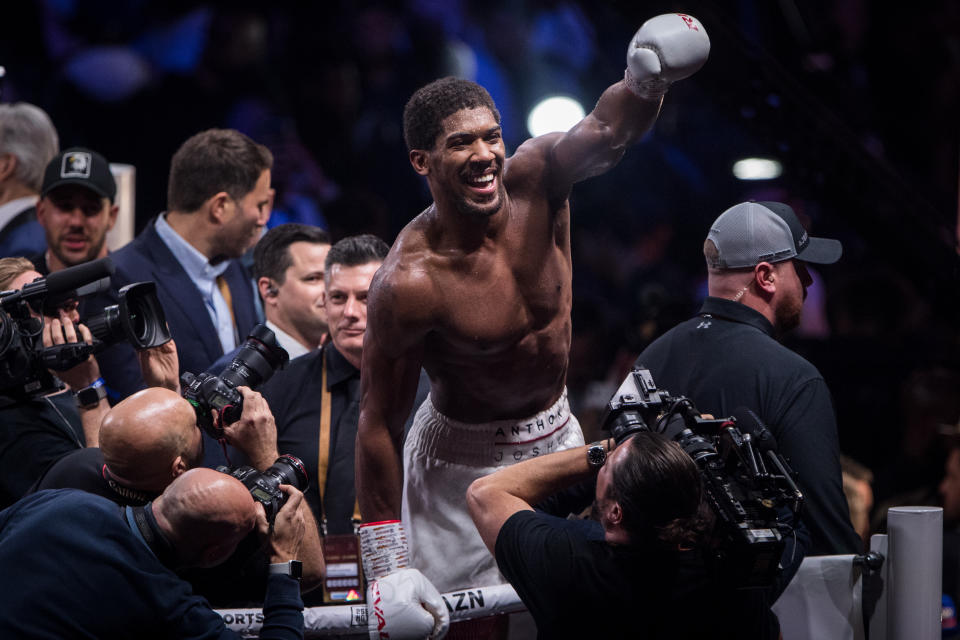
[31,386,326,604]
[0,468,307,639]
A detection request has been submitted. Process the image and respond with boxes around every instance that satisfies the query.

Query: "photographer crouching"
[468,425,785,637]
[0,468,307,638]
[31,384,326,605]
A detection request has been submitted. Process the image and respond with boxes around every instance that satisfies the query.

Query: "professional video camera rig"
[599,367,804,588]
[0,258,170,404]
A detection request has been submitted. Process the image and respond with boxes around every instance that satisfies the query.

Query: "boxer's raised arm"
[546,13,710,195]
[356,270,430,522]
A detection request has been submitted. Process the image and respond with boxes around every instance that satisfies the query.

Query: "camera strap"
[101,463,153,505]
[126,503,176,568]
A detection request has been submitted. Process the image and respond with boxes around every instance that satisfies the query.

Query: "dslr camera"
[600,367,804,588]
[181,324,289,439]
[0,258,170,403]
[218,454,309,523]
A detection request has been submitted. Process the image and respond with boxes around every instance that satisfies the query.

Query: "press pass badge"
[322,534,364,603]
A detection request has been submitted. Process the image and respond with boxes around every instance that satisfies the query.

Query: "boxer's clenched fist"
[625,13,710,100]
[367,568,449,640]
[359,520,449,639]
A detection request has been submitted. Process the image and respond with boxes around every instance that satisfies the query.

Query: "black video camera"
[181,324,289,439]
[599,367,804,589]
[83,282,171,352]
[217,454,309,523]
[0,258,169,402]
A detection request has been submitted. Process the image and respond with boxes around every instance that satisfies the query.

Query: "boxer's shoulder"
[368,247,438,338]
[503,133,562,192]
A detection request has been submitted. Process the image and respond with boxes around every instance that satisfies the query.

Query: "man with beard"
[355,13,710,638]
[467,432,780,639]
[95,129,270,400]
[636,200,861,555]
[32,147,118,275]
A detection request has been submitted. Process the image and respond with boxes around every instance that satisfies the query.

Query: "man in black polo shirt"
[468,431,779,638]
[637,201,860,555]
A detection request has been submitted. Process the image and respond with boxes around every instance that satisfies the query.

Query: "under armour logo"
[696,320,712,329]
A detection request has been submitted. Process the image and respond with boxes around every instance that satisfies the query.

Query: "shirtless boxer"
[356,13,710,638]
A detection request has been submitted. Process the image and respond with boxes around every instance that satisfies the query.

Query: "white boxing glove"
[359,520,449,640]
[367,568,449,640]
[625,13,710,100]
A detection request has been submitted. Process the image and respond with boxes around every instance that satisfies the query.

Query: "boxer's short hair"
[403,77,500,151]
[167,129,273,213]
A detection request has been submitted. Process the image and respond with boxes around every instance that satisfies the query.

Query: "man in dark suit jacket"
[0,103,59,258]
[95,129,272,400]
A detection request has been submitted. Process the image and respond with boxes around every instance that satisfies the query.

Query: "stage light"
[732,158,782,180]
[527,96,585,137]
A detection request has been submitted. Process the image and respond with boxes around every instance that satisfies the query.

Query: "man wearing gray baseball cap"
[636,201,861,558]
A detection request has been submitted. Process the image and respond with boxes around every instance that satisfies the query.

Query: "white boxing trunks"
[401,388,585,592]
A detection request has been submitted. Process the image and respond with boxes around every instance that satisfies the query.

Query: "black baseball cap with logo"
[41,147,117,203]
[706,201,842,269]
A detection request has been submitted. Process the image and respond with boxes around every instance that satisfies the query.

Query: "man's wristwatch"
[586,442,607,469]
[268,559,302,580]
[74,378,107,409]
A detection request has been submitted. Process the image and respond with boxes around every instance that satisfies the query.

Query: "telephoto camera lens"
[219,323,290,392]
[218,455,309,523]
[180,324,290,434]
[265,454,310,490]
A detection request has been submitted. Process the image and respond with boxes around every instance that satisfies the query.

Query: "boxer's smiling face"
[422,107,506,219]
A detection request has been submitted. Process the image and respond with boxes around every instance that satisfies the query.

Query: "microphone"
[660,412,688,441]
[731,407,777,453]
[12,258,115,315]
[732,406,804,512]
[42,258,115,299]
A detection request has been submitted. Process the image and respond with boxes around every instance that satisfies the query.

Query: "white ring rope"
[217,583,525,638]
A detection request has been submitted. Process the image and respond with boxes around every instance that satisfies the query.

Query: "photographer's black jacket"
[32,446,152,505]
[637,296,860,555]
[0,391,83,509]
[0,489,302,639]
[30,446,276,608]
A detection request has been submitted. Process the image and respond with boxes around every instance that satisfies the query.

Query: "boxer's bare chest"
[432,216,570,352]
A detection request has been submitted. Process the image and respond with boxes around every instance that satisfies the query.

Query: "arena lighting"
[527,96,586,137]
[732,158,783,180]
